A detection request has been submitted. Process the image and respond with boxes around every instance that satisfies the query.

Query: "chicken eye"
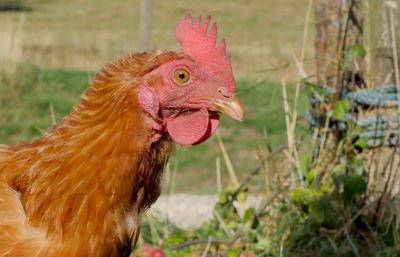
[173,69,191,85]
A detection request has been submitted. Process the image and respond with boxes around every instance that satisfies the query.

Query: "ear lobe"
[138,86,160,120]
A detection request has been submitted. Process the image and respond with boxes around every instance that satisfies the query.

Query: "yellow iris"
[173,69,190,85]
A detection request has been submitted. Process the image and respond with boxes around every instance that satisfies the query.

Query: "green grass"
[0,64,92,141]
[0,65,309,193]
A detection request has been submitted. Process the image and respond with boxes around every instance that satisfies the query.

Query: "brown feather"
[0,52,182,257]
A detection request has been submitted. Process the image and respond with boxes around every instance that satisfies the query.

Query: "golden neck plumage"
[7,61,173,252]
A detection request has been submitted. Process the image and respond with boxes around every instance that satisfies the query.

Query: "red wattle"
[192,112,219,145]
[166,109,219,145]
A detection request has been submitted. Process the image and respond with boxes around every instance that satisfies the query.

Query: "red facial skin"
[138,57,235,145]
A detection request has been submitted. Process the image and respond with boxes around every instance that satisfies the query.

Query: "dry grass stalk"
[282,80,303,184]
[265,145,284,191]
[213,210,234,237]
[216,132,240,188]
[216,157,222,193]
[200,236,212,257]
[386,1,400,105]
[49,102,57,125]
[280,0,313,185]
[257,146,271,194]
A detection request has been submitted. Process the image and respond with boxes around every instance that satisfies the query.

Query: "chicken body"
[0,15,244,257]
[0,53,174,257]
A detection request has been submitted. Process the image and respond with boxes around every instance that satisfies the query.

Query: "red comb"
[175,14,235,92]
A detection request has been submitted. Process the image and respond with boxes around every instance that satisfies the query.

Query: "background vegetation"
[2,1,399,256]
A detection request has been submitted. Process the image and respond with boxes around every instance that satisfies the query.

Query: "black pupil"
[178,72,186,79]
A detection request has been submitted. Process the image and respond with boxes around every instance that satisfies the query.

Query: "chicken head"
[138,15,244,145]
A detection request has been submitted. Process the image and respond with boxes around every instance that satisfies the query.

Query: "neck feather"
[9,59,173,243]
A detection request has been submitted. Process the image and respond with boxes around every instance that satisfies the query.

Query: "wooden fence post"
[364,0,400,222]
[314,0,400,221]
[139,0,152,52]
[314,0,364,88]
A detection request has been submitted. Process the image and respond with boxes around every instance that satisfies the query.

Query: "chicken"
[0,14,244,257]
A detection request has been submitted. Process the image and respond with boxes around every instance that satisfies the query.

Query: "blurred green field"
[0,0,314,80]
[0,0,312,193]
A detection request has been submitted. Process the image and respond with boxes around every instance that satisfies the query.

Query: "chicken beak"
[206,96,245,121]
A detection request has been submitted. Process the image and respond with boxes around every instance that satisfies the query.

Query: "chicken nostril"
[217,87,231,98]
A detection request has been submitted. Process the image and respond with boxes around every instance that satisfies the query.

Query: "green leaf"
[306,169,316,184]
[291,188,321,206]
[166,235,186,245]
[332,163,347,174]
[242,207,259,230]
[242,207,256,223]
[343,43,367,69]
[345,174,367,195]
[227,249,240,257]
[333,173,367,202]
[354,43,367,57]
[254,238,272,250]
[300,154,311,177]
[355,137,368,149]
[352,125,364,136]
[237,191,247,203]
[218,192,228,204]
[333,100,350,121]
